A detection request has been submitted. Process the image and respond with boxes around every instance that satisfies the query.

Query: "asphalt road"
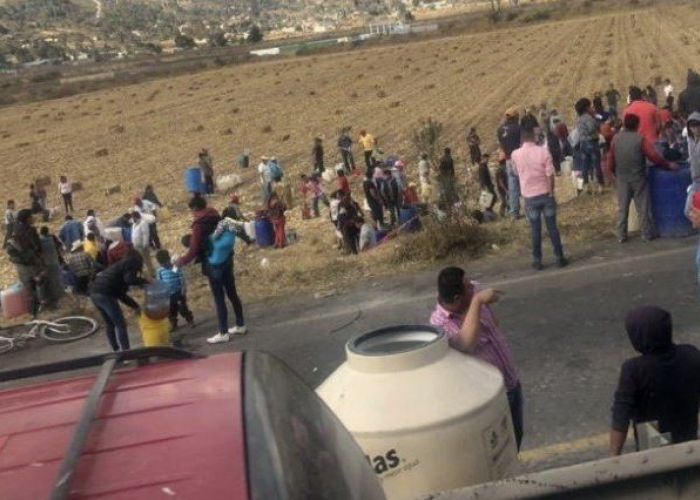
[3,235,700,471]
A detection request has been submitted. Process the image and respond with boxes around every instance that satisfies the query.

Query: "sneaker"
[618,236,628,244]
[207,332,230,344]
[228,325,248,335]
[558,257,569,268]
[532,261,544,271]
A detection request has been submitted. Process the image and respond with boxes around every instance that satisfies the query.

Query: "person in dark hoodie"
[678,69,700,117]
[175,194,246,344]
[89,249,148,351]
[5,209,46,316]
[611,306,700,454]
[497,106,522,218]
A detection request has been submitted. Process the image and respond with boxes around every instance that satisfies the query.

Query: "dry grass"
[0,4,690,310]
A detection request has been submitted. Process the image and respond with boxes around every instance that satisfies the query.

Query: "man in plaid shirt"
[65,241,94,294]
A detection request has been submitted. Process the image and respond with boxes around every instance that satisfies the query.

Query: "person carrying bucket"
[608,113,675,243]
[88,249,148,351]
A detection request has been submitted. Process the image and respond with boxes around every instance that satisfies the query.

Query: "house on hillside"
[368,19,408,35]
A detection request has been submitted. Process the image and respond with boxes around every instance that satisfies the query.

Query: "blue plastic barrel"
[255,219,275,247]
[649,164,694,238]
[399,206,421,232]
[185,167,204,193]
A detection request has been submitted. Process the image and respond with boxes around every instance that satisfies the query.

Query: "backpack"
[270,161,284,181]
[5,237,33,266]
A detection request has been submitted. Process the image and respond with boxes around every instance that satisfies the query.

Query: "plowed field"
[0,5,698,303]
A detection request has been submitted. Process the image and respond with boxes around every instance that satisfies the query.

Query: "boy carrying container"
[155,249,194,338]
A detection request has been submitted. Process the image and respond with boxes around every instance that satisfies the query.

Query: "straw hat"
[505,106,520,118]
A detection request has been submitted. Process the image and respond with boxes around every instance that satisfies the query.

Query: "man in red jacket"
[623,86,662,145]
[175,195,247,344]
[175,195,220,272]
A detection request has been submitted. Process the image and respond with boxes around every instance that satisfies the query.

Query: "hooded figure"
[610,306,700,454]
[687,112,700,184]
[679,69,700,117]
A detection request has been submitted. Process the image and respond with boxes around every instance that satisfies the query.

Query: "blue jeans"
[580,140,602,185]
[90,292,129,351]
[206,259,244,334]
[507,383,524,451]
[525,194,564,263]
[506,159,521,217]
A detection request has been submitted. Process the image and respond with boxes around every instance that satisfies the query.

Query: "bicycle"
[0,316,99,355]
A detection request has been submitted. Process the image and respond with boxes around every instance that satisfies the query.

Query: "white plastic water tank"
[317,326,518,499]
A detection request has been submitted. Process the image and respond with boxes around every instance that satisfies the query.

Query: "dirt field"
[0,4,698,311]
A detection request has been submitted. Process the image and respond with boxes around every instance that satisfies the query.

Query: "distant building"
[368,20,408,35]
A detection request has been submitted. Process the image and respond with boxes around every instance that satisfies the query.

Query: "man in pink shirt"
[429,266,523,450]
[512,127,568,270]
[623,86,661,145]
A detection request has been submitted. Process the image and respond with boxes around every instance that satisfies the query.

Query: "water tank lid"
[349,325,443,356]
[346,325,448,372]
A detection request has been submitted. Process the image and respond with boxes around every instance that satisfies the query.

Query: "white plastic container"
[561,156,573,176]
[216,173,242,192]
[629,201,640,233]
[103,227,123,243]
[317,326,518,500]
[243,221,256,242]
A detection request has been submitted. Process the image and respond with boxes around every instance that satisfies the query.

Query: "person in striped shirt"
[155,249,194,335]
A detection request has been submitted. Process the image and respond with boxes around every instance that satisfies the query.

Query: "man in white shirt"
[131,210,156,278]
[83,210,105,241]
[664,78,675,110]
[257,156,272,203]
[132,197,160,249]
[58,175,74,214]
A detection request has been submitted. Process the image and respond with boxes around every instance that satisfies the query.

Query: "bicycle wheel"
[0,336,14,355]
[40,316,99,343]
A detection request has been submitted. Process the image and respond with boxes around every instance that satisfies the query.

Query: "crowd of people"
[5,66,700,405]
[3,156,251,348]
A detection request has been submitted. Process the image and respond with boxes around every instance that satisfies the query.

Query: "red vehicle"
[0,348,384,500]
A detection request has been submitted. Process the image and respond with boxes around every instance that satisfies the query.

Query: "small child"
[155,249,194,336]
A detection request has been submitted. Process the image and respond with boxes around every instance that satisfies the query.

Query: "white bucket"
[243,221,256,241]
[629,201,640,233]
[561,156,573,176]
